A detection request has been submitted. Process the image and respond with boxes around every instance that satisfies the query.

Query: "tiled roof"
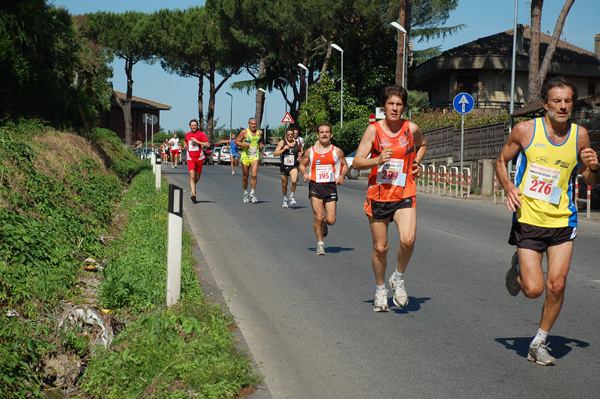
[113,91,171,110]
[442,25,600,65]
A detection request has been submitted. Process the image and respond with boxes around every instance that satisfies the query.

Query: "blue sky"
[52,0,599,133]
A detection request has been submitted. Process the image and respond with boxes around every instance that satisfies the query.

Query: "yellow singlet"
[513,118,580,228]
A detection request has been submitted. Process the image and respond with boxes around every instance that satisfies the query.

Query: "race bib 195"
[315,164,334,183]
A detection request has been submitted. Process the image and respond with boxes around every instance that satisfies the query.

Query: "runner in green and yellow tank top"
[240,127,261,165]
[235,117,263,203]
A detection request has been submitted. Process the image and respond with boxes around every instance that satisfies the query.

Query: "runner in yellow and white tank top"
[496,76,598,366]
[235,117,263,203]
[513,117,579,228]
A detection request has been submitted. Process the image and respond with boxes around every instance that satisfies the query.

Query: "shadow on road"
[495,335,589,359]
[309,246,354,254]
[362,296,431,313]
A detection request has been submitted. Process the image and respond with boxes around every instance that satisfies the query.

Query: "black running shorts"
[308,180,338,203]
[508,222,576,253]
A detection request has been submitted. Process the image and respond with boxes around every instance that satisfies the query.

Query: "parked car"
[344,150,370,179]
[260,145,279,166]
[211,146,222,164]
[218,147,231,164]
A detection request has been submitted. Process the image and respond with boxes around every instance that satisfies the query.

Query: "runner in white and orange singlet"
[352,85,427,312]
[299,123,348,255]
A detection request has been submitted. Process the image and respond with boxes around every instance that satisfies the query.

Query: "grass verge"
[0,120,260,398]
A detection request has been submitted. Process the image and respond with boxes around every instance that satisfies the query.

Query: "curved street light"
[330,43,344,127]
[391,22,407,87]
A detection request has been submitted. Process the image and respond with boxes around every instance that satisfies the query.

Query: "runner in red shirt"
[352,85,427,312]
[185,119,209,202]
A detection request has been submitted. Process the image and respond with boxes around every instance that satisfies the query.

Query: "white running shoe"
[243,193,249,203]
[289,195,297,206]
[282,198,288,208]
[528,341,556,366]
[388,275,408,308]
[250,193,258,203]
[316,243,326,255]
[373,290,389,312]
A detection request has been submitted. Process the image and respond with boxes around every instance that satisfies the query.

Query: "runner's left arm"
[578,127,599,186]
[335,148,348,185]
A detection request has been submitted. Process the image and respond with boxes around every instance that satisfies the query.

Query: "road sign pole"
[460,114,465,180]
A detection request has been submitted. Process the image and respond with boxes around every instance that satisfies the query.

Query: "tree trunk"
[255,54,266,127]
[197,76,204,132]
[116,58,134,148]
[206,62,216,142]
[527,0,542,102]
[537,0,575,89]
[396,0,412,87]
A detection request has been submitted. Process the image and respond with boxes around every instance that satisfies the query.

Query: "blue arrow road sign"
[453,93,474,114]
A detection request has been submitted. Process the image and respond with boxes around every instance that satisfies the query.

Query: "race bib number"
[189,142,200,151]
[376,158,406,186]
[316,164,334,183]
[523,162,562,204]
[284,154,295,166]
[248,147,257,157]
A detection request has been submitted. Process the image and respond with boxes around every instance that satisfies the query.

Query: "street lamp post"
[508,0,519,174]
[297,63,309,136]
[258,88,267,144]
[390,22,407,87]
[330,43,344,127]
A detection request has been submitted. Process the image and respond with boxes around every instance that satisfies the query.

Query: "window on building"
[457,74,479,97]
[588,78,596,96]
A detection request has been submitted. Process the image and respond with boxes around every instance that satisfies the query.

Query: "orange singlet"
[306,144,340,183]
[366,120,416,202]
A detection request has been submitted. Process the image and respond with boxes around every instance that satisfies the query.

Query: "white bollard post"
[166,184,183,307]
[151,151,156,173]
[155,163,161,191]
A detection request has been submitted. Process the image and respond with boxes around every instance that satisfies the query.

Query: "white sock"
[283,196,288,200]
[250,189,255,195]
[393,271,404,281]
[376,284,387,292]
[317,241,324,246]
[244,190,248,195]
[532,328,548,344]
[290,192,295,197]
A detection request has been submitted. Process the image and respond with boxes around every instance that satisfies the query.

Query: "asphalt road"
[163,162,600,399]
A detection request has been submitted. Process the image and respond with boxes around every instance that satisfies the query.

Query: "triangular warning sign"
[281,112,294,124]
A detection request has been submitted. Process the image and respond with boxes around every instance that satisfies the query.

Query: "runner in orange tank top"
[299,123,348,256]
[352,85,427,312]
